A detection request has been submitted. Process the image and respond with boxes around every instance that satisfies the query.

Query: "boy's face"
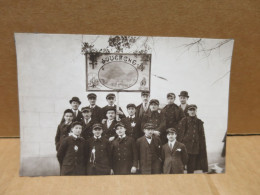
[107,97,115,105]
[141,95,150,103]
[106,110,116,120]
[93,128,103,137]
[64,113,73,123]
[116,126,126,137]
[179,96,188,104]
[127,107,136,116]
[167,96,175,104]
[188,108,197,117]
[150,103,159,111]
[82,111,92,119]
[167,132,177,142]
[72,125,82,136]
[144,129,154,137]
[88,98,96,105]
[71,101,80,110]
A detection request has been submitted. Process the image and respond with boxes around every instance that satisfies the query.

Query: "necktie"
[74,111,77,117]
[170,143,173,150]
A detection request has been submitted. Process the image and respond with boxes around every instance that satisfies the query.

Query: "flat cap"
[106,93,115,99]
[167,93,176,98]
[126,103,136,109]
[115,122,125,129]
[106,106,116,113]
[87,93,97,99]
[64,109,74,115]
[143,123,155,130]
[71,121,83,128]
[81,107,92,112]
[149,99,159,105]
[92,123,103,130]
[141,91,150,96]
[166,128,177,134]
[187,104,197,110]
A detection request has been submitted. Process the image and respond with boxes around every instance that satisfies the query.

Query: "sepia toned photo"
[15,33,234,176]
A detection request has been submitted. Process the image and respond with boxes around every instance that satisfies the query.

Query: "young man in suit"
[136,123,162,174]
[141,99,166,144]
[162,128,188,174]
[60,97,83,124]
[178,91,189,116]
[55,109,73,151]
[177,104,208,173]
[161,92,185,131]
[57,121,88,176]
[111,122,138,175]
[86,93,102,123]
[102,106,118,142]
[101,93,125,122]
[81,107,96,140]
[121,103,142,140]
[86,123,113,175]
[136,91,151,121]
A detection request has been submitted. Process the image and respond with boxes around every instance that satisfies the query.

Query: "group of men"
[55,91,208,176]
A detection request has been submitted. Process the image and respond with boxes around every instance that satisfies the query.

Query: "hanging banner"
[85,53,151,92]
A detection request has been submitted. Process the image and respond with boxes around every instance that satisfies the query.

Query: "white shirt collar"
[129,115,135,118]
[94,135,101,139]
[119,134,126,139]
[70,133,79,139]
[108,104,115,107]
[168,140,176,145]
[85,117,91,123]
[65,121,72,125]
[90,105,96,108]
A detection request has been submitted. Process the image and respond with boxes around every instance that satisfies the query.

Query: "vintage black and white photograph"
[15,33,234,176]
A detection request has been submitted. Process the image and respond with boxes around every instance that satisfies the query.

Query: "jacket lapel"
[171,141,179,154]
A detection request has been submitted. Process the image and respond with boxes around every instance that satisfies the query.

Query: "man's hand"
[153,130,160,136]
[130,166,137,174]
[102,119,107,124]
[109,136,115,142]
[110,169,114,175]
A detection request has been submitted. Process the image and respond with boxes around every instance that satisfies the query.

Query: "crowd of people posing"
[55,91,208,176]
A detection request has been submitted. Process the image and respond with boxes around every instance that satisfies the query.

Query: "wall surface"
[0,1,259,136]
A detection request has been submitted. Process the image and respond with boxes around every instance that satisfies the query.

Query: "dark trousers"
[187,154,198,173]
[87,164,110,175]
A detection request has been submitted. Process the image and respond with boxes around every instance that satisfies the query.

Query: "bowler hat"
[106,93,115,99]
[149,99,159,105]
[143,123,155,130]
[69,97,81,104]
[178,91,189,98]
[166,128,177,134]
[141,91,150,96]
[92,123,103,130]
[115,122,125,129]
[87,93,97,99]
[187,104,197,110]
[127,103,136,109]
[81,107,91,112]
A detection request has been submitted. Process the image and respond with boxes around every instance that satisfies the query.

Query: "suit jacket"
[101,105,126,120]
[87,105,102,123]
[86,136,112,173]
[111,136,138,174]
[60,109,83,124]
[121,116,143,140]
[102,119,118,139]
[162,141,188,174]
[136,103,151,121]
[179,104,189,117]
[81,118,96,140]
[55,122,72,151]
[178,116,208,172]
[57,136,88,175]
[136,135,162,174]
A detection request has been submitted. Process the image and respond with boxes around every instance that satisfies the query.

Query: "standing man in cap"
[86,93,102,123]
[142,99,166,144]
[161,128,188,174]
[136,91,151,121]
[101,93,125,122]
[161,92,185,133]
[86,123,113,175]
[111,122,138,175]
[81,107,96,140]
[177,104,208,173]
[102,106,118,142]
[136,123,162,174]
[179,91,190,116]
[121,103,142,140]
[60,97,83,124]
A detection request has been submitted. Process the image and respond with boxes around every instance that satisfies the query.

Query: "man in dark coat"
[86,93,102,123]
[111,122,138,175]
[60,97,83,124]
[57,122,88,176]
[136,91,151,121]
[101,93,125,122]
[162,128,188,174]
[177,104,208,173]
[81,107,96,140]
[121,103,143,140]
[102,106,118,142]
[161,93,185,130]
[178,91,189,116]
[86,123,112,175]
[142,99,166,144]
[55,109,73,151]
[136,123,162,174]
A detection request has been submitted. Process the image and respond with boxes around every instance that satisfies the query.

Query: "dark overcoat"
[179,104,189,117]
[81,118,96,140]
[111,136,138,175]
[60,109,83,124]
[57,136,88,175]
[136,103,151,121]
[121,116,143,140]
[87,105,103,123]
[161,141,188,174]
[136,136,162,174]
[55,122,72,151]
[102,120,118,139]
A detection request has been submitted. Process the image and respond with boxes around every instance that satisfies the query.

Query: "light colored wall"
[15,33,233,176]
